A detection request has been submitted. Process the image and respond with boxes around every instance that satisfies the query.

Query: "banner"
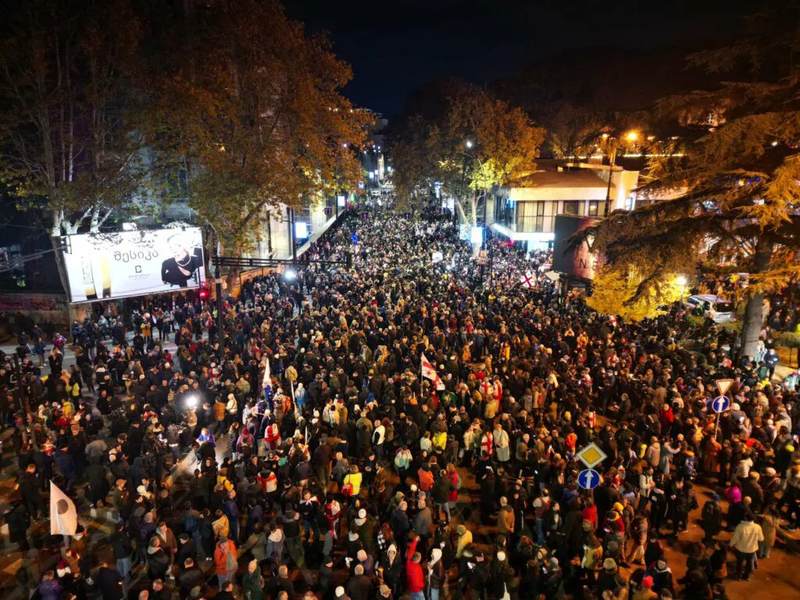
[50,480,78,536]
[63,227,206,303]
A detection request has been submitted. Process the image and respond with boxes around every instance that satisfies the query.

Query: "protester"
[1,205,798,599]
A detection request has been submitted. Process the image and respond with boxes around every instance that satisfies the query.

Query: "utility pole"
[288,207,297,261]
[214,262,224,363]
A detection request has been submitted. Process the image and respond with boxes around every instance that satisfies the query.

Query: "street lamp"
[625,130,640,143]
[465,140,473,149]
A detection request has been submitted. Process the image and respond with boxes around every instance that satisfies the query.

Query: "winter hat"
[335,586,346,598]
[603,558,617,571]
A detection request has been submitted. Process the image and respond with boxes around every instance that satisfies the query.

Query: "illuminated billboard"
[64,227,206,303]
[552,215,600,280]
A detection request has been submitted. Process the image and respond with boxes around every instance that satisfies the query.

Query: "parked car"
[684,294,735,323]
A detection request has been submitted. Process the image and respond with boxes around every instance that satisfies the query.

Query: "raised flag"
[50,480,78,536]
[520,271,536,288]
[420,353,445,390]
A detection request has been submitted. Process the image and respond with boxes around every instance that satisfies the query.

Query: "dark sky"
[287,0,753,116]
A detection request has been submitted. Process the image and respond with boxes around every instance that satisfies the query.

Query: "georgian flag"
[421,353,445,390]
[520,271,536,288]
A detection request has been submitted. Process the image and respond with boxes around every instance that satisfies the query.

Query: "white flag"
[50,480,78,536]
[262,357,272,391]
[420,353,445,391]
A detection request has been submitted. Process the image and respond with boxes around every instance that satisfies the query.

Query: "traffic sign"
[578,468,601,490]
[576,442,607,469]
[715,378,733,396]
[711,395,730,414]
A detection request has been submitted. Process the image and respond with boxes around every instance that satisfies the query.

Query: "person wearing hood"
[428,547,445,600]
[651,558,674,595]
[381,543,403,591]
[701,494,723,541]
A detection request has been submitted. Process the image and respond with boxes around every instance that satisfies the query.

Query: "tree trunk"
[50,210,71,302]
[740,293,763,362]
[740,237,773,361]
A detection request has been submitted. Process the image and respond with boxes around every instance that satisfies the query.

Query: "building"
[487,162,640,250]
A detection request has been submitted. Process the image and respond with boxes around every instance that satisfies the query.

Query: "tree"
[392,86,544,224]
[586,6,800,360]
[587,264,685,322]
[0,0,147,292]
[147,0,370,255]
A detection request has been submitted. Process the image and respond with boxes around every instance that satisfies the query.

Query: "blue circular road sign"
[578,468,601,490]
[711,395,730,414]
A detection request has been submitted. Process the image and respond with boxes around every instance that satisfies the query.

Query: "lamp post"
[457,139,474,230]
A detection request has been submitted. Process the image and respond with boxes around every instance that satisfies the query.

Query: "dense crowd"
[1,207,799,600]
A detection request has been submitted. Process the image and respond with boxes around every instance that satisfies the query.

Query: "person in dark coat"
[7,502,31,551]
[701,495,723,541]
[18,464,45,518]
[96,561,124,600]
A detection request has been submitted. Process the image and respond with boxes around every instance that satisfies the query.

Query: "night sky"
[288,0,754,116]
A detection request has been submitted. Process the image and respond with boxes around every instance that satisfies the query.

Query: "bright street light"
[185,393,199,410]
[625,130,640,143]
[675,275,688,287]
[284,267,297,282]
[465,140,473,149]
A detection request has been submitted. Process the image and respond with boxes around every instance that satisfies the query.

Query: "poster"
[64,227,205,303]
[552,215,600,280]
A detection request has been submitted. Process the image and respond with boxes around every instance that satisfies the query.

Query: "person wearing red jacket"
[405,534,425,599]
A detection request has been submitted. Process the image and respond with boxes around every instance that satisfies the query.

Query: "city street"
[2,2,800,600]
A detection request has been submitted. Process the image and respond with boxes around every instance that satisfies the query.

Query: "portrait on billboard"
[161,233,204,287]
[63,227,206,303]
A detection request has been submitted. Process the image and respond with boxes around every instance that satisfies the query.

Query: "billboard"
[64,227,205,303]
[552,215,600,280]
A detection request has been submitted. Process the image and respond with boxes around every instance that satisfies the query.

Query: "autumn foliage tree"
[587,6,800,359]
[147,0,371,254]
[392,85,544,225]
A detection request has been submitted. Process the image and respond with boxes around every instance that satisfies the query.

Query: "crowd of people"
[1,206,799,600]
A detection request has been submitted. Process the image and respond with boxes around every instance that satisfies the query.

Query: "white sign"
[64,227,206,303]
[576,442,608,469]
[432,251,444,264]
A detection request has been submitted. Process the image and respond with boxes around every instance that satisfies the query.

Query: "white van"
[685,294,735,323]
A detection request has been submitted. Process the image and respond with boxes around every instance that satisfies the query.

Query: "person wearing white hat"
[428,547,445,600]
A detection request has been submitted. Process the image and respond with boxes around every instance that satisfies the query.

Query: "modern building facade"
[487,162,640,250]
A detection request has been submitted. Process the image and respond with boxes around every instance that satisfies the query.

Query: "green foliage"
[776,331,800,349]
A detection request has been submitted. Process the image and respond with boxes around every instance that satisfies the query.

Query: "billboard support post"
[215,271,224,364]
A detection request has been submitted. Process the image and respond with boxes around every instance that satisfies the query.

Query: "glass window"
[588,201,600,217]
[562,200,581,215]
